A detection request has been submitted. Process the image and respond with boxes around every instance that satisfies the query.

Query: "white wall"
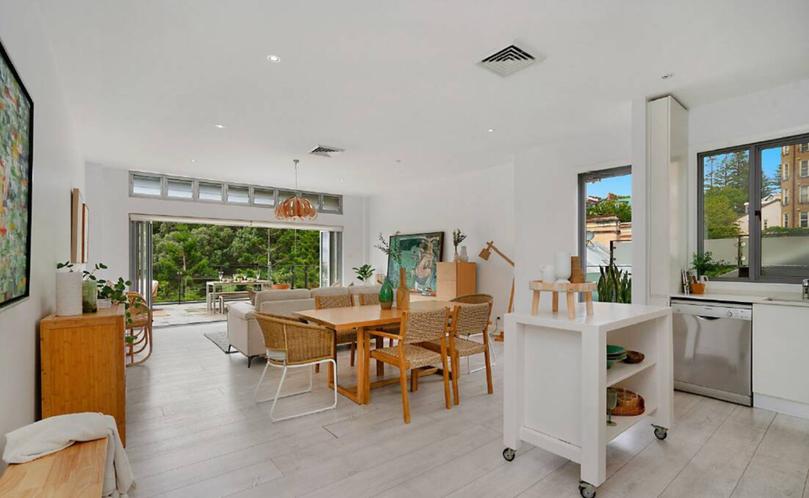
[366,163,515,322]
[84,164,367,286]
[687,78,809,291]
[0,0,85,459]
[513,129,632,314]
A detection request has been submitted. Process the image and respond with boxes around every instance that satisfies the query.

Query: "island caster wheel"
[653,426,668,440]
[579,481,597,498]
[502,448,516,462]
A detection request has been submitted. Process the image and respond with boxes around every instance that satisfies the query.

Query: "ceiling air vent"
[478,44,539,77]
[309,145,345,158]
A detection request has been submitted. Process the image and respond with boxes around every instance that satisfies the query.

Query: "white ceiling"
[38,0,809,195]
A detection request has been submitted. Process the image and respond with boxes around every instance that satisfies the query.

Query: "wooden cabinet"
[40,308,126,445]
[436,262,476,301]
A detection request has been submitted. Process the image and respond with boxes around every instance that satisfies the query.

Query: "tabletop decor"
[0,39,34,310]
[55,262,82,316]
[452,229,467,261]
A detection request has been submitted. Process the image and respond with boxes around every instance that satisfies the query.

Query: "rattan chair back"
[358,293,380,305]
[452,302,492,338]
[400,308,450,344]
[450,293,494,305]
[315,294,353,309]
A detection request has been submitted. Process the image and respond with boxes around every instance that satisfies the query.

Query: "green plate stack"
[607,344,627,369]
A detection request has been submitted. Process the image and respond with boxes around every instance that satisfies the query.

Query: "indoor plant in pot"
[353,264,375,285]
[375,232,404,310]
[452,229,467,262]
[55,261,82,316]
[81,262,108,313]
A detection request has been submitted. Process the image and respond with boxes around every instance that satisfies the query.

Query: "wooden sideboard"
[40,308,126,445]
[436,261,477,301]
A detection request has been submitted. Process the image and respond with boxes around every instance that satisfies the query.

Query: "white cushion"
[259,298,316,317]
[257,289,311,302]
[228,301,256,320]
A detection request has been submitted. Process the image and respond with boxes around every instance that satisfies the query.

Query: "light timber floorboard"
[125,322,809,498]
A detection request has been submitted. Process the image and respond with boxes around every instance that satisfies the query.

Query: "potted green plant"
[81,263,108,313]
[596,263,632,303]
[689,252,725,294]
[55,261,82,316]
[97,276,144,329]
[353,264,375,285]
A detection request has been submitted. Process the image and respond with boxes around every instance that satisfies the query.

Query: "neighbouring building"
[781,143,809,228]
[737,193,783,234]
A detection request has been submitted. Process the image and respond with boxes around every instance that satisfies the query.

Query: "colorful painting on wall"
[0,40,34,310]
[386,232,444,294]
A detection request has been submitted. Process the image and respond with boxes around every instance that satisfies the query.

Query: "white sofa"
[227,289,315,366]
[226,286,382,366]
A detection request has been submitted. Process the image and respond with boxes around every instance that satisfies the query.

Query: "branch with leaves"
[452,229,467,251]
[375,232,402,265]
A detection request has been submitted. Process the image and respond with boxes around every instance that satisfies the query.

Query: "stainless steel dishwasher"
[671,299,752,406]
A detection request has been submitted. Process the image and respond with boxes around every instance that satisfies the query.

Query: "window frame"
[801,160,809,178]
[697,131,809,284]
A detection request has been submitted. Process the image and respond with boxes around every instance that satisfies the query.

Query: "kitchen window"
[698,132,809,282]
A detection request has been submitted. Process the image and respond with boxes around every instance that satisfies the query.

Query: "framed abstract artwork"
[386,232,444,294]
[0,39,34,310]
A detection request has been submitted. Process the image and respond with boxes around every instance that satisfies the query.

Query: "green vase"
[379,278,394,309]
[82,279,98,313]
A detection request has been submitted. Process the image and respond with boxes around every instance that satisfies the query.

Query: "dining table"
[295,300,454,405]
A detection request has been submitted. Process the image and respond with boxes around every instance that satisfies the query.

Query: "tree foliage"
[587,197,632,222]
[152,222,320,302]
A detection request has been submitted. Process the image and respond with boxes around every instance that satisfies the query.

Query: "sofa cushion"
[228,301,256,320]
[349,285,381,295]
[310,287,350,298]
[259,298,316,317]
[257,289,312,302]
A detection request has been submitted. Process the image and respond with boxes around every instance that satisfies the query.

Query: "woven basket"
[611,388,645,416]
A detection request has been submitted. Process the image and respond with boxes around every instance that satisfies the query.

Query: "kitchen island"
[503,302,673,498]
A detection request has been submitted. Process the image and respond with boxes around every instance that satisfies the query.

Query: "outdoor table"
[206,280,272,311]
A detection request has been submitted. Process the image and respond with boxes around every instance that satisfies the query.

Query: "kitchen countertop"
[509,302,671,332]
[670,292,809,308]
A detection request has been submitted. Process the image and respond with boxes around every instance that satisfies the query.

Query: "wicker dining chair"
[420,300,494,405]
[253,313,337,422]
[314,293,357,367]
[358,293,397,348]
[451,294,497,372]
[125,291,153,367]
[369,307,452,423]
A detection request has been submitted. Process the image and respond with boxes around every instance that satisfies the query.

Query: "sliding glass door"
[129,220,154,307]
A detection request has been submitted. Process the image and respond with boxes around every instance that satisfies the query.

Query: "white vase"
[55,271,82,316]
[541,265,556,282]
[459,246,469,262]
[554,251,571,282]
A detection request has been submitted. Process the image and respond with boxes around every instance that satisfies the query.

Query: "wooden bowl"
[610,388,645,416]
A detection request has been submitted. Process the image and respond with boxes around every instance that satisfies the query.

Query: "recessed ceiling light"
[215,124,225,129]
[661,73,674,80]
[488,128,495,133]
[266,54,281,63]
[191,159,196,163]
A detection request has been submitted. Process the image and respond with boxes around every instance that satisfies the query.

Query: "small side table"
[529,281,596,319]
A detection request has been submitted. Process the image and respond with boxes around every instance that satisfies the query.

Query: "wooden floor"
[126,322,809,498]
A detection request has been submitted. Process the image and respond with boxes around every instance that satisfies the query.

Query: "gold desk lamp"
[479,241,514,342]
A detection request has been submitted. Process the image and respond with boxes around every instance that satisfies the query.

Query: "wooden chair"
[452,294,497,372]
[358,293,396,347]
[125,291,153,366]
[420,300,494,405]
[253,313,337,422]
[314,293,357,368]
[369,308,452,423]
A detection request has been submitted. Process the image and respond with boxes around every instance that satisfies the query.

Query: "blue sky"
[586,173,631,197]
[761,146,780,181]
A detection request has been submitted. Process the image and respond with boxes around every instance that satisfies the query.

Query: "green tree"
[703,190,741,239]
[587,197,632,222]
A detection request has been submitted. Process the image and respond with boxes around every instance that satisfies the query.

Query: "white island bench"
[503,302,673,498]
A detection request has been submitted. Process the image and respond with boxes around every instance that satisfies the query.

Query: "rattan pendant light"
[275,159,317,221]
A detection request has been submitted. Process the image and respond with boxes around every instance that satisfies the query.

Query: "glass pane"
[302,192,321,210]
[760,144,809,278]
[227,185,249,204]
[253,187,275,206]
[583,170,632,303]
[198,182,223,201]
[132,174,162,196]
[701,150,750,278]
[166,178,192,199]
[322,195,341,212]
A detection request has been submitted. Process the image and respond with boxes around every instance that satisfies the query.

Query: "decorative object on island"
[529,280,595,319]
[40,308,127,445]
[275,159,317,221]
[458,246,469,262]
[540,265,555,283]
[380,231,444,294]
[596,262,631,303]
[452,229,467,261]
[479,240,515,342]
[569,256,585,284]
[610,387,645,416]
[353,264,375,284]
[436,261,476,301]
[554,251,571,282]
[0,39,34,311]
[378,277,394,309]
[55,262,82,316]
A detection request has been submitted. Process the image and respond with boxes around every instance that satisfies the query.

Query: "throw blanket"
[2,413,134,497]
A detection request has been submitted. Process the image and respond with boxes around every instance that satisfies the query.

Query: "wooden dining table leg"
[356,327,370,404]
